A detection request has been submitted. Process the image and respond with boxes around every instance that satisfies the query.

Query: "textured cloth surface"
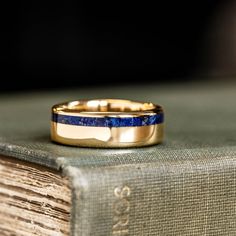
[0,82,236,169]
[0,82,236,236]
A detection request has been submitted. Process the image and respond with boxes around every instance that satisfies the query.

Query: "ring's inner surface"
[54,99,158,113]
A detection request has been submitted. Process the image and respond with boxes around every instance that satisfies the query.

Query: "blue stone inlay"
[52,113,164,127]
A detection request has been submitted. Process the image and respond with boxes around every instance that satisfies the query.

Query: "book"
[0,155,71,236]
[0,82,236,236]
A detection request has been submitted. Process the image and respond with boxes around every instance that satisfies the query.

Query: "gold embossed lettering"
[112,186,131,235]
[112,229,129,235]
[114,186,131,198]
[114,199,130,215]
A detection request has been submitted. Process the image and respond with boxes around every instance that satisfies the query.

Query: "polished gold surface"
[51,99,164,148]
[51,123,164,148]
[52,99,162,115]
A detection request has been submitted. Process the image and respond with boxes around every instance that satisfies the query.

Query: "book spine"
[65,155,236,236]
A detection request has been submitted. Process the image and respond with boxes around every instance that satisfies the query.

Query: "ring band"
[51,99,164,148]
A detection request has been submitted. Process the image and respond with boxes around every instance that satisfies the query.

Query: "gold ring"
[51,99,164,148]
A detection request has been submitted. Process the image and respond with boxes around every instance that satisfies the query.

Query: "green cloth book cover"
[0,83,236,236]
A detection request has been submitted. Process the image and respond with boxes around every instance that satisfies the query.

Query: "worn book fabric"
[0,82,236,235]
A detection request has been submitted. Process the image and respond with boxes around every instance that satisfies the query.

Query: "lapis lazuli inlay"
[52,113,164,127]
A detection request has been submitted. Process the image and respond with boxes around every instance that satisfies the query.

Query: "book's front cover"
[0,83,236,235]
